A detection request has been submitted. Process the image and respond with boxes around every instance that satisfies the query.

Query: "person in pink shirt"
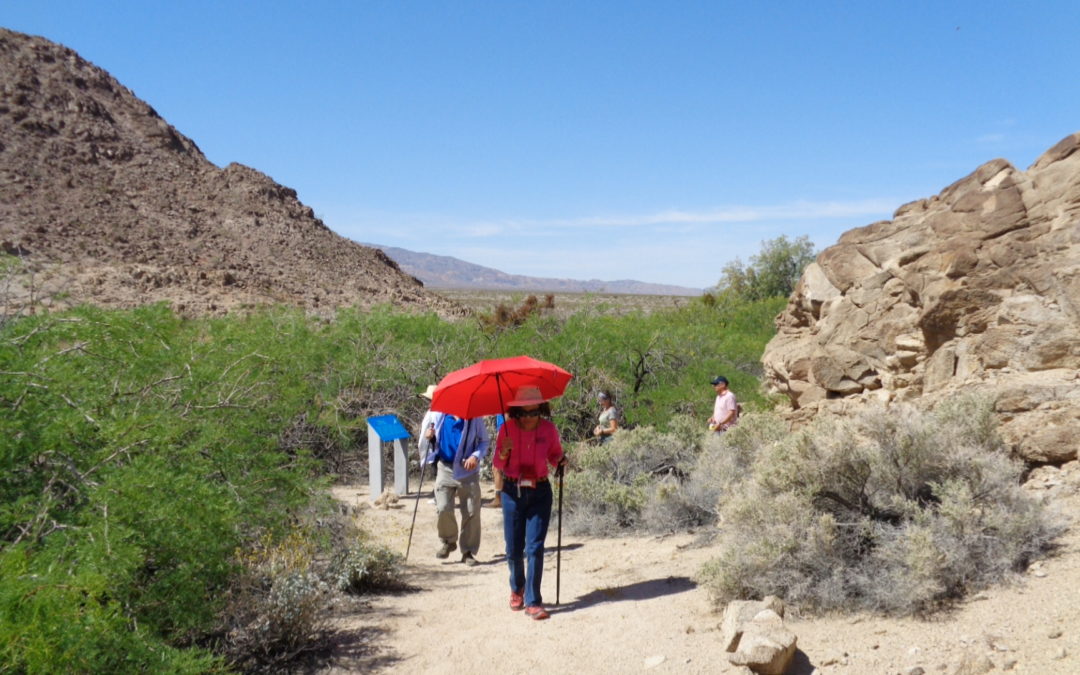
[708,375,739,432]
[493,386,566,620]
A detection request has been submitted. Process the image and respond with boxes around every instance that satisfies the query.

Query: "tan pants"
[434,462,482,555]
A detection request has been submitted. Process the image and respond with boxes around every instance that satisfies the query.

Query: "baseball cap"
[710,376,728,386]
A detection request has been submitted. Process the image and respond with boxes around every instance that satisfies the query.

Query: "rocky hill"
[0,28,461,317]
[367,244,703,296]
[762,132,1080,464]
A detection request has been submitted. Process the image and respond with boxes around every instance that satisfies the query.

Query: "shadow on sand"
[549,542,584,553]
[551,575,696,614]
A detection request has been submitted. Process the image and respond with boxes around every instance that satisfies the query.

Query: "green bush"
[710,234,817,302]
[0,305,331,670]
[697,397,1063,615]
[0,543,224,674]
[0,287,783,667]
[484,295,784,438]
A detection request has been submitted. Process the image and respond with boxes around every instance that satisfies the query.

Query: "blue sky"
[4,2,1079,289]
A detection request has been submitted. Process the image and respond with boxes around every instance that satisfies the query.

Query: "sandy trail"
[317,467,1080,675]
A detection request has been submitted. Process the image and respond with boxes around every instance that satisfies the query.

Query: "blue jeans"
[501,479,553,607]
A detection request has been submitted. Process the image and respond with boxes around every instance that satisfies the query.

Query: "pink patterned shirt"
[494,418,564,481]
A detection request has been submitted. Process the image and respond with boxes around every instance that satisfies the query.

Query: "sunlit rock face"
[763,133,1080,463]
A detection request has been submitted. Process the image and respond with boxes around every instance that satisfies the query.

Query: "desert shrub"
[563,413,789,535]
[221,531,332,672]
[564,472,651,534]
[643,412,789,532]
[697,396,1063,615]
[642,474,714,532]
[477,294,554,331]
[330,539,404,594]
[564,415,705,535]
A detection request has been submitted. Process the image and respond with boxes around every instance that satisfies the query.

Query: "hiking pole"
[405,458,429,561]
[555,461,564,606]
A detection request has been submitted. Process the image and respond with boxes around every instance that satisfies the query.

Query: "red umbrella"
[432,354,573,606]
[430,355,573,418]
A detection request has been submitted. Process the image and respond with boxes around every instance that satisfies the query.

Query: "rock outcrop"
[0,28,462,317]
[762,133,1080,463]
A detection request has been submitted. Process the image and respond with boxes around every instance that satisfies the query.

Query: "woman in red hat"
[493,385,565,620]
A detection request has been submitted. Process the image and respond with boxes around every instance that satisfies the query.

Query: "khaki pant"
[434,462,482,555]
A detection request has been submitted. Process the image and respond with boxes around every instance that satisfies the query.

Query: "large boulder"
[763,133,1080,463]
[725,607,798,675]
[720,595,786,652]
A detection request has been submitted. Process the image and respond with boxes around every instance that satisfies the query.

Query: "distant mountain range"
[366,244,703,296]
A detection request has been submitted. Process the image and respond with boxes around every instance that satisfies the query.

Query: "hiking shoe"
[525,605,550,620]
[509,590,525,611]
[435,542,457,559]
[462,552,478,567]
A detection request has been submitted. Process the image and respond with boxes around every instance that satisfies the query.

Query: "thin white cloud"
[339,197,897,238]
[458,222,507,237]
[448,232,766,289]
[557,199,898,228]
[332,197,898,287]
[382,198,898,236]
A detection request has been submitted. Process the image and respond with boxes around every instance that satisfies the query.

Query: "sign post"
[366,414,412,500]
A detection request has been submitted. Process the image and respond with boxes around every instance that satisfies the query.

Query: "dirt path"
[318,466,1080,674]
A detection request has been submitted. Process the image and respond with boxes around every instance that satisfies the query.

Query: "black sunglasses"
[514,410,542,418]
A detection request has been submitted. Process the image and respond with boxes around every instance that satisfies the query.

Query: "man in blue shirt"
[418,388,490,565]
